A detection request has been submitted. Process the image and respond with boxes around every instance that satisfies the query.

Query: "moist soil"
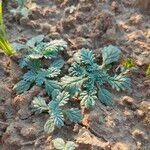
[0,0,150,149]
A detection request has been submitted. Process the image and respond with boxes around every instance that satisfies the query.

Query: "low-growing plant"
[32,90,82,133]
[14,35,67,96]
[53,138,77,150]
[0,0,16,56]
[61,45,131,109]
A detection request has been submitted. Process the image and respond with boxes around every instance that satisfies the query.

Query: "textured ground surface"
[0,0,150,149]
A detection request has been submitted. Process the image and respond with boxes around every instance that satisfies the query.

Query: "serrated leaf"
[14,80,31,93]
[53,138,65,150]
[65,108,82,123]
[44,119,55,134]
[43,39,67,58]
[45,80,61,96]
[26,35,44,48]
[69,63,85,76]
[50,108,64,128]
[80,91,97,109]
[23,71,36,82]
[64,141,77,150]
[102,45,121,65]
[50,59,65,69]
[80,48,95,65]
[56,91,70,107]
[46,67,60,78]
[61,76,87,95]
[108,74,131,91]
[32,97,49,114]
[35,70,47,86]
[98,88,113,106]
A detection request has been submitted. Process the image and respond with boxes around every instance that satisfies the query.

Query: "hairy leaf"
[102,45,121,65]
[98,88,113,106]
[44,119,55,134]
[80,48,95,65]
[108,74,131,91]
[65,141,77,150]
[80,91,97,109]
[65,108,82,123]
[32,97,49,114]
[61,76,87,95]
[69,63,85,76]
[45,80,61,96]
[14,80,31,93]
[50,108,64,128]
[53,138,65,150]
[50,59,65,69]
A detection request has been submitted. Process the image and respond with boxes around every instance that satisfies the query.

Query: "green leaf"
[55,91,70,107]
[65,108,82,123]
[102,45,121,65]
[98,88,113,106]
[46,67,61,78]
[108,74,131,91]
[44,119,55,134]
[45,80,61,96]
[50,59,65,69]
[61,76,87,95]
[14,80,31,93]
[69,63,85,76]
[80,48,95,65]
[32,97,49,114]
[35,70,47,86]
[80,91,97,109]
[64,141,77,150]
[43,39,67,58]
[26,35,44,48]
[53,138,65,150]
[50,108,64,128]
[23,71,36,82]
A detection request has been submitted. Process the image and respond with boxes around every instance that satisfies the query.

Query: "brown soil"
[0,0,150,149]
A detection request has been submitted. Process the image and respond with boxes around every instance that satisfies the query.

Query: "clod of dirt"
[111,142,129,150]
[20,124,39,139]
[120,96,134,106]
[110,1,119,13]
[13,86,41,109]
[0,84,11,102]
[132,129,148,140]
[76,127,110,150]
[129,14,143,25]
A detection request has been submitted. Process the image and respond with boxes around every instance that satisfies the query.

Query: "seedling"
[32,90,82,133]
[14,35,67,96]
[61,45,131,109]
[0,1,16,56]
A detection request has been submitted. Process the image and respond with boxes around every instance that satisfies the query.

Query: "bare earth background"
[0,0,150,149]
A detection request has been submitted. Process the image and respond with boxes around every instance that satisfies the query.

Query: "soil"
[0,0,150,149]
